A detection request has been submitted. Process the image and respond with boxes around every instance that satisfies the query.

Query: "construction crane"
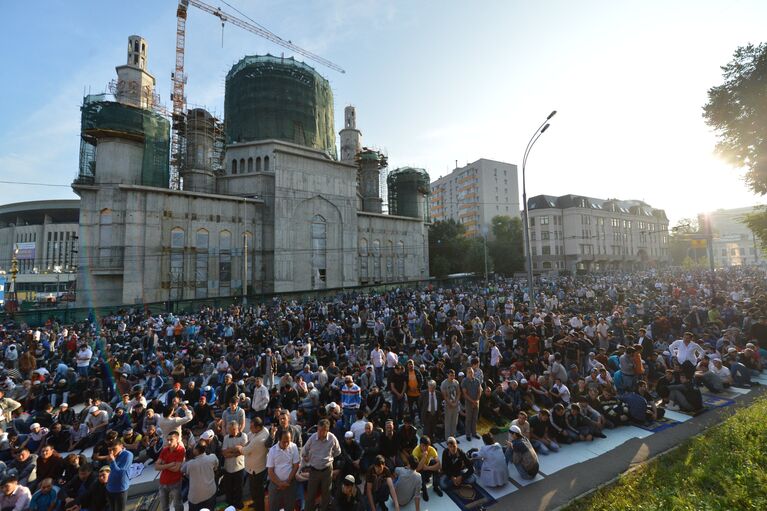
[170,0,345,189]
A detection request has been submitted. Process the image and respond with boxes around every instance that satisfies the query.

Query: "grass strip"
[563,395,767,511]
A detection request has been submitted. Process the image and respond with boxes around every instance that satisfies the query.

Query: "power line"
[0,180,71,188]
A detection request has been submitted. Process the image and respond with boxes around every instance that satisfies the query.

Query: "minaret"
[114,35,156,109]
[339,105,362,163]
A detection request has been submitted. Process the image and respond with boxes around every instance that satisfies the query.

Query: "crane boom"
[188,0,346,74]
[169,0,345,189]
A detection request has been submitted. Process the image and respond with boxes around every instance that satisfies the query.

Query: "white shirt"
[350,419,367,442]
[252,384,270,412]
[709,364,731,381]
[490,346,501,367]
[370,349,384,368]
[668,339,703,366]
[243,427,270,474]
[76,348,92,367]
[266,441,300,481]
[386,351,398,368]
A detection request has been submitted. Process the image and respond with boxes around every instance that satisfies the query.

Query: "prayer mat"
[634,415,681,433]
[444,481,498,510]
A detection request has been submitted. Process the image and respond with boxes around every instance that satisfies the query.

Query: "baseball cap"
[510,425,522,435]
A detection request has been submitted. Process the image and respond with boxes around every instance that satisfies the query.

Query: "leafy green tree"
[703,43,767,194]
[703,43,767,248]
[487,215,525,276]
[669,218,699,265]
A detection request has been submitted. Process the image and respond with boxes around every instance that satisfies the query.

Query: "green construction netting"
[79,96,170,188]
[224,55,336,159]
[387,167,431,221]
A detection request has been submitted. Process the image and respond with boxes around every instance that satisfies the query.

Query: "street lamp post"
[522,110,556,309]
[481,224,489,288]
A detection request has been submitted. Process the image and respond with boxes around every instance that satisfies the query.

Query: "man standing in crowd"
[461,367,482,441]
[267,429,300,511]
[183,443,218,511]
[303,418,341,511]
[244,417,270,511]
[106,439,133,511]
[222,420,248,509]
[441,370,460,440]
[155,430,185,511]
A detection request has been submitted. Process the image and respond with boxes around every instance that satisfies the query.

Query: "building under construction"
[72,36,430,307]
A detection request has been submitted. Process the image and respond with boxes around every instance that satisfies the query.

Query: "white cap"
[89,406,98,413]
[59,403,68,408]
[200,430,215,440]
[510,425,522,435]
[344,431,354,439]
[225,507,236,511]
[30,423,40,431]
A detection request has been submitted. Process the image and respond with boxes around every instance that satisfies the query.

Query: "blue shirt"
[107,448,134,493]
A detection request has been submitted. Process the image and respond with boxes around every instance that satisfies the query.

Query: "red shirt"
[158,444,186,485]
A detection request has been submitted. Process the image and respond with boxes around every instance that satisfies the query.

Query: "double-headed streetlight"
[522,110,556,309]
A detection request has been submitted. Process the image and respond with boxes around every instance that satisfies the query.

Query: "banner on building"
[0,275,5,305]
[13,242,35,260]
[689,239,707,249]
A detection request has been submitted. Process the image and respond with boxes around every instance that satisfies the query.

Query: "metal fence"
[1,277,472,327]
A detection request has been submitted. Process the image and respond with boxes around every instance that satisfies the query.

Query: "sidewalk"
[490,382,767,511]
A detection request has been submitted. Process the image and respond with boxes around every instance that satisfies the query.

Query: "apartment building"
[527,194,669,273]
[430,159,519,237]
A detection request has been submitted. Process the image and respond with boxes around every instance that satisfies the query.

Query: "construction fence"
[0,276,486,327]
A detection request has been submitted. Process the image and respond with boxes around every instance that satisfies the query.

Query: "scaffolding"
[224,55,337,158]
[77,94,171,188]
[387,167,431,222]
[180,106,225,176]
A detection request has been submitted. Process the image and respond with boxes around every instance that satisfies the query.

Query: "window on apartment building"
[542,231,550,240]
[531,247,537,256]
[529,217,535,226]
[531,232,536,241]
[540,216,550,225]
[542,246,551,255]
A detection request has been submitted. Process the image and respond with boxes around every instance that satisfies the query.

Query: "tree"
[703,43,767,195]
[487,215,525,276]
[668,218,698,265]
[703,43,767,249]
[428,219,485,277]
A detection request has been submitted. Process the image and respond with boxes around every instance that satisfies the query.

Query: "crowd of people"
[0,267,764,511]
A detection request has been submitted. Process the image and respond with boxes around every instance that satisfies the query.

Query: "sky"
[1,0,765,225]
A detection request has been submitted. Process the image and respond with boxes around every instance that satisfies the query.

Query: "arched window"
[358,238,368,281]
[312,215,327,288]
[264,155,270,172]
[239,159,245,174]
[219,230,231,296]
[231,159,237,174]
[247,157,253,173]
[99,209,113,261]
[256,157,262,172]
[386,240,394,278]
[397,240,405,277]
[244,231,253,286]
[372,240,381,280]
[195,229,209,298]
[170,227,185,300]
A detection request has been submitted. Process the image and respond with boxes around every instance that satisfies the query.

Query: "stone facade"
[72,37,429,308]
